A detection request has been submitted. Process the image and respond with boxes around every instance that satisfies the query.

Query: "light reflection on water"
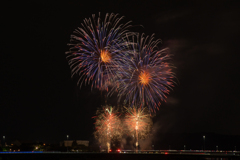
[205,158,230,160]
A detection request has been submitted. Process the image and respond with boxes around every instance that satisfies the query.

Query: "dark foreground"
[0,151,239,160]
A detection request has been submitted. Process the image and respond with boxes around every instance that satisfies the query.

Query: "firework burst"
[110,33,175,112]
[93,105,122,152]
[66,13,133,90]
[124,106,152,150]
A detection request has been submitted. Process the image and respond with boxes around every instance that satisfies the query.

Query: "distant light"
[3,136,5,139]
[109,149,112,152]
[165,152,168,154]
[117,149,120,152]
[0,151,43,154]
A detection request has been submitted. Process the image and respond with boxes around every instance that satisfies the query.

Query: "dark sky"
[1,1,240,144]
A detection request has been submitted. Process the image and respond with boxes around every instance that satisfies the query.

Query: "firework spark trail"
[124,106,152,151]
[66,13,133,90]
[109,33,175,112]
[93,105,122,152]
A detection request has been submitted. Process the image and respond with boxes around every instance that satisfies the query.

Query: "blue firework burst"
[66,13,133,90]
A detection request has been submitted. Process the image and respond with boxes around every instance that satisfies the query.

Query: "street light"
[67,135,69,152]
[203,135,205,151]
[3,136,5,146]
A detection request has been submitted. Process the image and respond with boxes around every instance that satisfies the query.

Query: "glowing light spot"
[100,50,111,63]
[139,71,151,85]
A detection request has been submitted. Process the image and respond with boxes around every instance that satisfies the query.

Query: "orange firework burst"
[139,71,151,85]
[93,105,122,152]
[124,106,152,151]
[100,50,111,63]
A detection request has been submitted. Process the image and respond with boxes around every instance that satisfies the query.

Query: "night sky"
[1,1,240,145]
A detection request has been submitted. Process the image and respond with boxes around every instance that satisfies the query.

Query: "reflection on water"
[205,158,231,160]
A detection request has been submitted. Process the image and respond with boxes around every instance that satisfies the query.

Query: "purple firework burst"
[66,13,133,90]
[110,33,175,112]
